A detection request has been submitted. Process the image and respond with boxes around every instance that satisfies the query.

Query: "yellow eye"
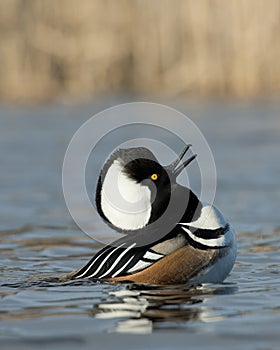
[151,173,158,181]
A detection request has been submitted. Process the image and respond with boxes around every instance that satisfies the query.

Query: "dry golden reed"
[0,0,279,101]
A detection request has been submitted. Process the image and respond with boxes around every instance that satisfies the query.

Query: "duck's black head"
[96,146,202,232]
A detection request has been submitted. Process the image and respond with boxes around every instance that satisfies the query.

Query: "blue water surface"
[1,98,280,349]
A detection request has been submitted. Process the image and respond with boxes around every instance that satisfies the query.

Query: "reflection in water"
[92,283,237,333]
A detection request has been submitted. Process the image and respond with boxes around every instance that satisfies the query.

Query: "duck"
[70,145,236,285]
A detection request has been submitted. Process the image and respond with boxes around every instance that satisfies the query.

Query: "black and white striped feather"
[73,241,164,280]
[72,223,229,280]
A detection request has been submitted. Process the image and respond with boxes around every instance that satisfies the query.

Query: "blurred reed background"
[0,0,280,102]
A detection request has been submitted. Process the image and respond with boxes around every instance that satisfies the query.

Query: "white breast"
[181,203,237,283]
[100,160,152,230]
[184,204,227,230]
[190,226,237,284]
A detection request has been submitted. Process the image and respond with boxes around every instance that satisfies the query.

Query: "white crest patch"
[101,160,152,230]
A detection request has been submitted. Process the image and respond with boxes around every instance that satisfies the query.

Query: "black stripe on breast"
[184,233,220,250]
[189,224,229,239]
[182,224,230,251]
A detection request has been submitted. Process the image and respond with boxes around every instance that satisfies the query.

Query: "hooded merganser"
[70,145,236,284]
